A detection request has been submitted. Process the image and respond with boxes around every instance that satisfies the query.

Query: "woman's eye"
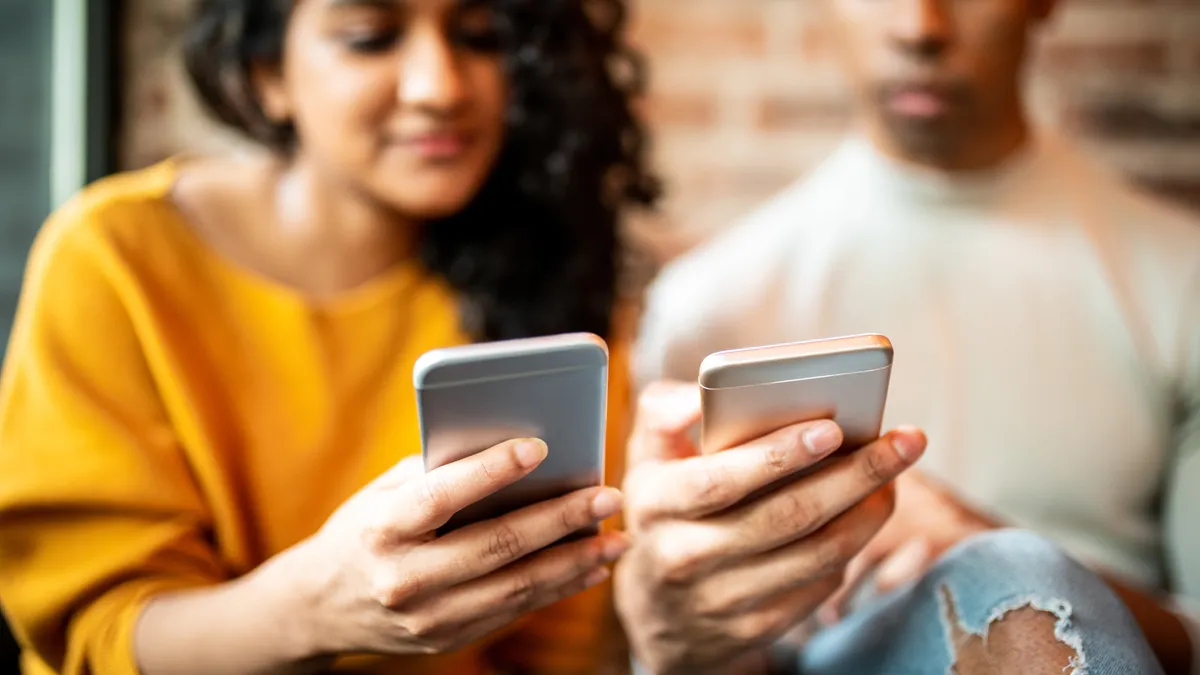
[453,9,501,52]
[344,30,399,53]
[453,26,500,53]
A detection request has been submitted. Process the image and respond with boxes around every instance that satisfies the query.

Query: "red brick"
[1189,45,1200,73]
[1072,101,1200,141]
[756,95,853,132]
[677,167,799,198]
[1041,41,1167,74]
[795,22,836,61]
[630,10,766,57]
[642,92,720,129]
[1136,178,1200,214]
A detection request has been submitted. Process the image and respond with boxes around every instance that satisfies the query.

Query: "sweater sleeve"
[0,204,226,674]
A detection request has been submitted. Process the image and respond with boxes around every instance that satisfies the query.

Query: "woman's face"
[260,0,508,219]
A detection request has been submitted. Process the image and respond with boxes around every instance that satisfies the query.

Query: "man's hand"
[817,469,996,625]
[613,382,927,675]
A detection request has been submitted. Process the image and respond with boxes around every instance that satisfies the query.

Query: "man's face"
[825,0,1052,168]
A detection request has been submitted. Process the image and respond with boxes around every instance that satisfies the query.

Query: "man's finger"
[628,381,702,466]
[694,493,893,618]
[383,438,549,535]
[701,427,924,557]
[873,537,935,593]
[629,419,844,520]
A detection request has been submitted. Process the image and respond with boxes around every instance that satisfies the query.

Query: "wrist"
[243,541,331,664]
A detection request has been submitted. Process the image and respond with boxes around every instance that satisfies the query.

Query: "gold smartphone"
[699,334,893,457]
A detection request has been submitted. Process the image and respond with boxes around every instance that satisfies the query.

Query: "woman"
[0,0,657,673]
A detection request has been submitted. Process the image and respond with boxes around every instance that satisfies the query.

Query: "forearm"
[134,553,332,675]
[1104,576,1194,674]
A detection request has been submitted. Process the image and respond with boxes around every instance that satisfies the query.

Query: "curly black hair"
[183,0,659,341]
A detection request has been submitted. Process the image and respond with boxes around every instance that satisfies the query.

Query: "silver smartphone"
[414,333,609,535]
[699,334,893,459]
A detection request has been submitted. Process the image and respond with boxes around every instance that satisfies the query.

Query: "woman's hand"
[260,437,628,659]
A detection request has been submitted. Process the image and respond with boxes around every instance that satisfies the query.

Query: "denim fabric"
[797,530,1162,674]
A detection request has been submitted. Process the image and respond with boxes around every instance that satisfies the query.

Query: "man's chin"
[881,115,967,167]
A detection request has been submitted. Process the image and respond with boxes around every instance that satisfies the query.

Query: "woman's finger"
[377,438,550,537]
[403,485,624,590]
[412,532,630,631]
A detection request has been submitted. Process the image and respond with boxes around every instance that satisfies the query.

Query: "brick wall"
[122,0,1200,262]
[627,0,1200,259]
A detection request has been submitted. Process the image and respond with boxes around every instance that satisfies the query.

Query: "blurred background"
[4,0,1200,344]
[1,0,1199,670]
[112,0,1200,259]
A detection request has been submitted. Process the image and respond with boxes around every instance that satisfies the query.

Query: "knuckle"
[360,522,392,554]
[482,522,526,566]
[623,472,662,529]
[763,442,793,479]
[861,445,898,485]
[692,465,733,510]
[730,613,772,644]
[560,495,596,533]
[415,479,451,525]
[403,613,442,640]
[768,490,821,536]
[733,609,795,646]
[652,537,701,583]
[373,573,421,609]
[476,456,499,483]
[695,585,743,618]
[813,530,859,576]
[504,572,541,613]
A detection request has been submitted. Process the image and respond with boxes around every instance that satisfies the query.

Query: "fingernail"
[802,421,842,456]
[515,439,548,468]
[890,427,926,463]
[584,566,611,588]
[590,488,624,519]
[601,536,632,561]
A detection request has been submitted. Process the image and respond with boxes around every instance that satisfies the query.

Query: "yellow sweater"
[0,161,631,675]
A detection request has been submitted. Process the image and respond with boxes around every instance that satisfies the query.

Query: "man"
[616,0,1200,672]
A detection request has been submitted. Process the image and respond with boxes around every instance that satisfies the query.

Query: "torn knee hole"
[938,585,1085,675]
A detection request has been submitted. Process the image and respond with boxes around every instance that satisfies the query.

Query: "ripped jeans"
[793,530,1163,675]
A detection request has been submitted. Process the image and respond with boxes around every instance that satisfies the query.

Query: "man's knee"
[939,583,1082,675]
[936,529,1090,585]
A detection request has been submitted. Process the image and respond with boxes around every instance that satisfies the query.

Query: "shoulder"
[649,176,823,313]
[1044,136,1200,381]
[635,156,851,383]
[28,161,183,283]
[1049,136,1200,269]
